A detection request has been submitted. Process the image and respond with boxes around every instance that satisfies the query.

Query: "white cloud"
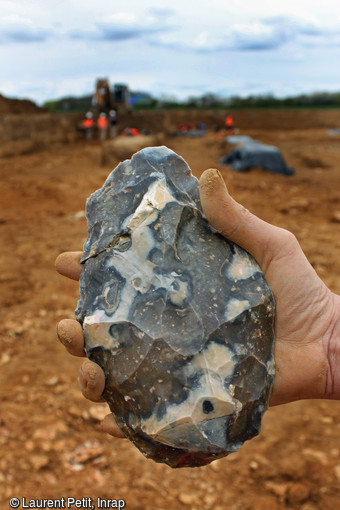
[228,20,292,50]
[152,15,340,53]
[0,14,53,43]
[69,9,175,42]
[1,1,339,103]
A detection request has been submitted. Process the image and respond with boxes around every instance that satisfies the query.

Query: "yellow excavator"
[92,78,130,115]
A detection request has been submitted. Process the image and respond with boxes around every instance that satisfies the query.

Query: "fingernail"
[206,168,222,180]
[213,169,228,192]
[208,168,225,186]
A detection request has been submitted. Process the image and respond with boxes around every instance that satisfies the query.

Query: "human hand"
[199,169,340,405]
[56,168,340,439]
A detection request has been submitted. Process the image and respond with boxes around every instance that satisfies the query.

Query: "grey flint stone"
[76,146,275,468]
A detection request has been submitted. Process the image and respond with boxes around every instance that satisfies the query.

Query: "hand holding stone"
[200,169,340,405]
[56,167,340,441]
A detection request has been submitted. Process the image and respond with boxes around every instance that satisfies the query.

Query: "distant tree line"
[43,95,93,113]
[224,92,340,109]
[43,90,340,113]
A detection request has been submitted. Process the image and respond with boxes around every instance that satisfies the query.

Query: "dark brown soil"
[0,94,44,114]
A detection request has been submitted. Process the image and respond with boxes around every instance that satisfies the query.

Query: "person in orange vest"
[97,112,108,141]
[225,113,234,135]
[82,112,94,140]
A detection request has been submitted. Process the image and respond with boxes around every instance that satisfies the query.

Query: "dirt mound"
[0,112,83,157]
[0,93,44,114]
[101,133,165,164]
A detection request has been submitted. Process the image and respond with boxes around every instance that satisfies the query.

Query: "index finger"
[55,251,83,280]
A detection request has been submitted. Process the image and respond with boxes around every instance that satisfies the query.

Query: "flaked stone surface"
[76,146,275,468]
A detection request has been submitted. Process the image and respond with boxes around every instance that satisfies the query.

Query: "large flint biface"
[76,146,275,468]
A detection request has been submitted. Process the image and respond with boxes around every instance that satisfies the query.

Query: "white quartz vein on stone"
[84,177,196,343]
[141,342,241,443]
[84,320,117,350]
[224,298,251,322]
[124,176,175,231]
[227,245,259,280]
[144,150,198,205]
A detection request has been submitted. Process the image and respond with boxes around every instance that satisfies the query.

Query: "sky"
[1,0,340,105]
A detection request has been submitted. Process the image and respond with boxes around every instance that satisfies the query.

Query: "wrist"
[323,292,340,399]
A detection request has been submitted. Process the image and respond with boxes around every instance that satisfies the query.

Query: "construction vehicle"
[92,78,112,115]
[112,84,130,113]
[91,79,130,115]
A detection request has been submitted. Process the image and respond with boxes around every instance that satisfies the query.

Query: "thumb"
[199,169,293,273]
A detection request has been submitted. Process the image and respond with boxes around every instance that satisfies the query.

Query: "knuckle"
[277,228,299,252]
[263,227,300,270]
